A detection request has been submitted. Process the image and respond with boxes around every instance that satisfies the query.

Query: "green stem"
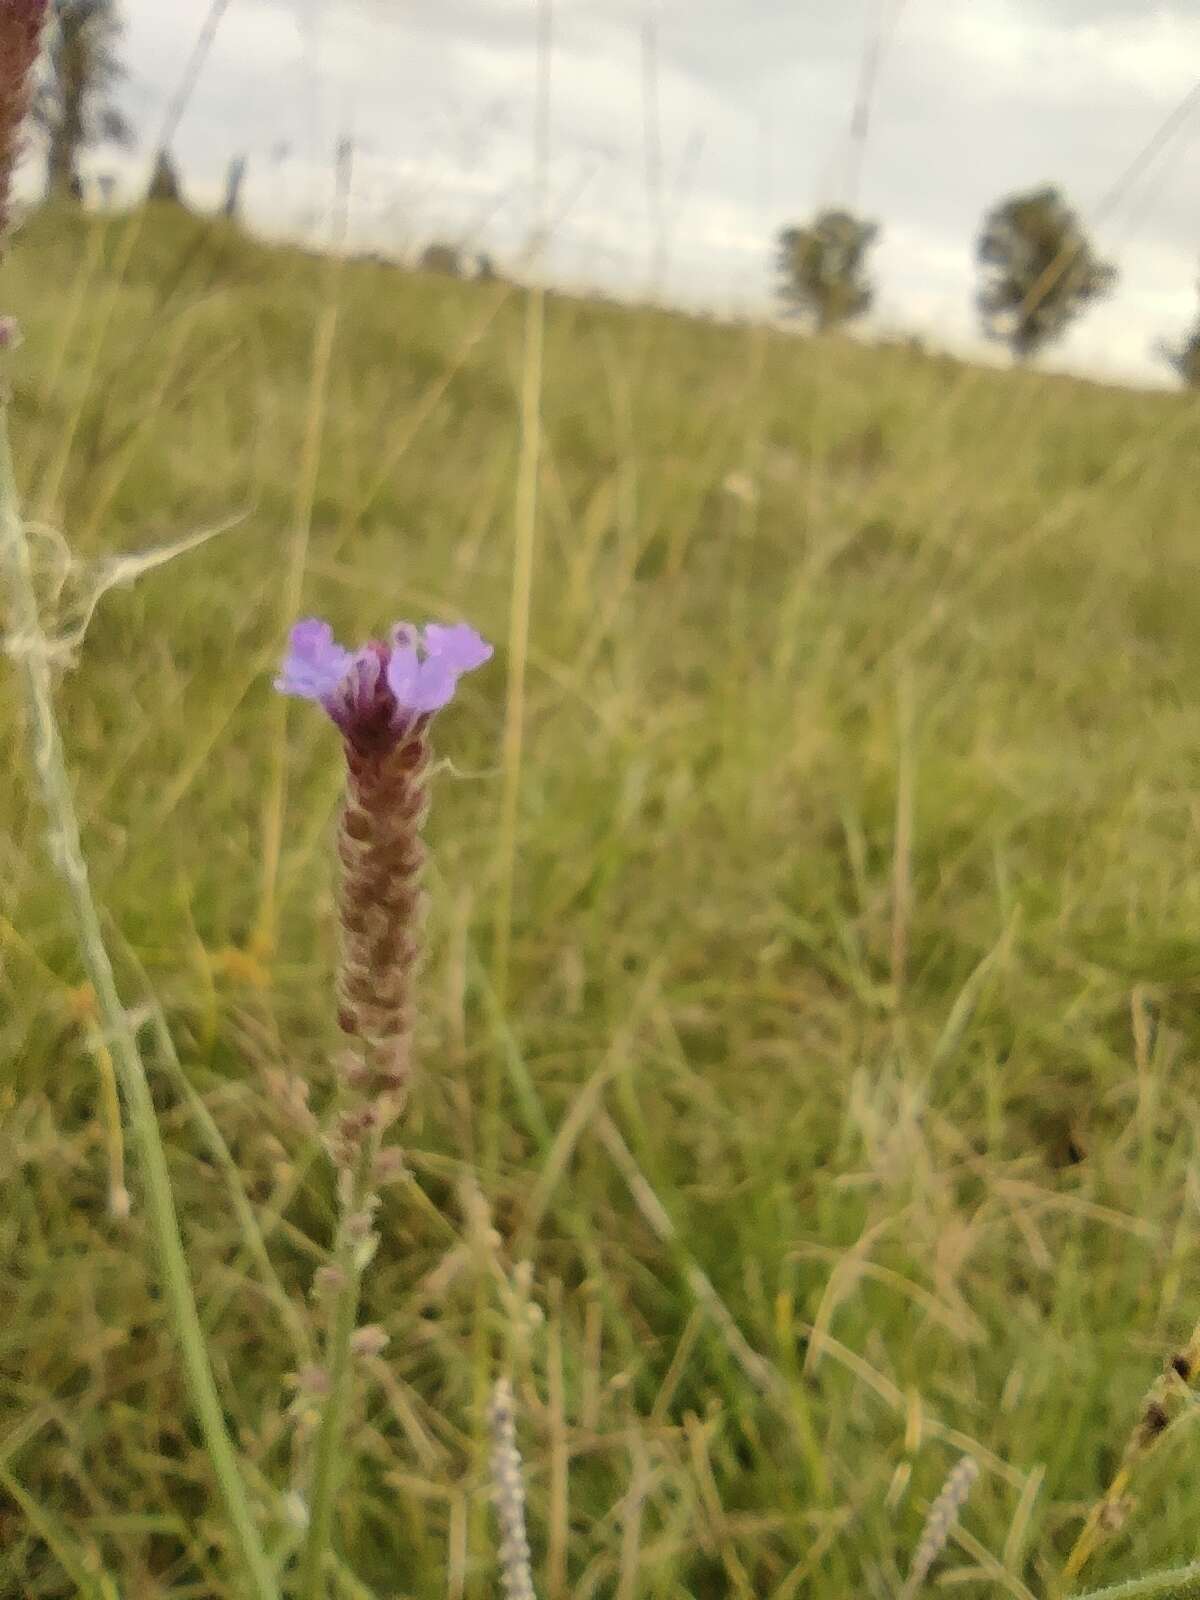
[1074,1567,1200,1600]
[299,1134,379,1600]
[0,400,278,1600]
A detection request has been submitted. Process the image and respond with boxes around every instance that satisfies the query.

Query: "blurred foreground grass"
[4,205,1200,1597]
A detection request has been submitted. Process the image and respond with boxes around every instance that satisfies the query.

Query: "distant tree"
[1159,273,1200,387]
[221,153,247,221]
[419,241,463,277]
[977,185,1116,360]
[776,209,879,330]
[146,147,184,205]
[1166,330,1200,388]
[39,0,133,202]
[476,251,496,281]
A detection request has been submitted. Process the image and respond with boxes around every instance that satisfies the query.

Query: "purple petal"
[384,643,422,709]
[386,623,492,714]
[423,623,493,674]
[409,654,460,713]
[276,619,352,700]
[387,646,456,714]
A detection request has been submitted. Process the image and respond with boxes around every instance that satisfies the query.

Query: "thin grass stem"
[255,144,352,960]
[492,0,552,1031]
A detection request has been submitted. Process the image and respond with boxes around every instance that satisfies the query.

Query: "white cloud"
[65,0,1200,385]
[933,0,1200,102]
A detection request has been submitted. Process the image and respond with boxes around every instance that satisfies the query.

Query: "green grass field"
[4,203,1200,1599]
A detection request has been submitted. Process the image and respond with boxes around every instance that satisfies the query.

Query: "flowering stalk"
[0,0,48,250]
[1063,1331,1200,1588]
[277,617,490,1599]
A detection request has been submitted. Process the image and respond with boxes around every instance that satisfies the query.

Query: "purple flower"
[277,617,492,752]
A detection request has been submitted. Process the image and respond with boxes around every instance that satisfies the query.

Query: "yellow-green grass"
[4,203,1200,1598]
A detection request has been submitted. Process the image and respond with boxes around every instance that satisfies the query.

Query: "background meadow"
[5,151,1200,1598]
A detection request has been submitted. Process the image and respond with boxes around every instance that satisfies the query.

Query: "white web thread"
[2,510,248,665]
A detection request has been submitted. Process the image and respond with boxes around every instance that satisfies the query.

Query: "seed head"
[488,1377,535,1600]
[901,1456,979,1600]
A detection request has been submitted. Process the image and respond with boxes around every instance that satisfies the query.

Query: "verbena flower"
[276,613,491,1067]
[276,614,491,1588]
[277,617,491,755]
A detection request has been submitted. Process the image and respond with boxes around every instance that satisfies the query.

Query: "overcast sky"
[90,0,1200,386]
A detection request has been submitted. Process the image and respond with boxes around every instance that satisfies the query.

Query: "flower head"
[277,617,491,754]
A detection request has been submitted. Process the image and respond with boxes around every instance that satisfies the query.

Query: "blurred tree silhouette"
[776,210,879,331]
[39,0,132,201]
[977,185,1116,360]
[419,241,464,277]
[146,148,185,206]
[1168,333,1200,388]
[1161,273,1200,387]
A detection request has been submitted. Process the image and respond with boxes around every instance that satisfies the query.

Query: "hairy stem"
[299,1131,380,1600]
[1074,1566,1200,1600]
[0,400,278,1600]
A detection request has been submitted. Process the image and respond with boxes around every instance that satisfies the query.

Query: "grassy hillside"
[4,204,1200,1598]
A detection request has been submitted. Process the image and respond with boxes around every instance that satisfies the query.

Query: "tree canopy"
[976,185,1116,360]
[39,0,132,202]
[777,209,879,332]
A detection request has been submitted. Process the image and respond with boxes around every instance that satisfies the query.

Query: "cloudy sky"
[91,0,1200,385]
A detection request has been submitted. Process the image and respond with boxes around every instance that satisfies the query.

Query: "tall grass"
[4,203,1200,1596]
[0,268,276,1600]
